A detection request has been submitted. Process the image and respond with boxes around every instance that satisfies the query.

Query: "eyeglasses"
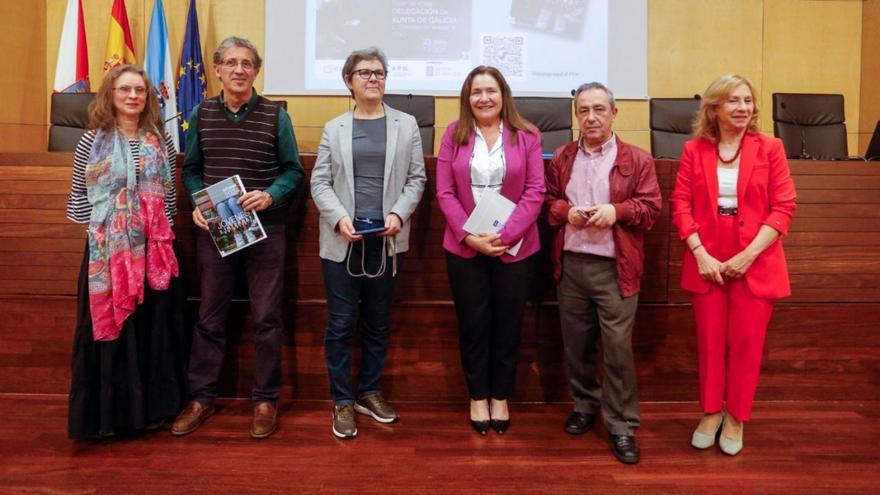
[113,86,148,96]
[351,69,387,80]
[221,58,256,71]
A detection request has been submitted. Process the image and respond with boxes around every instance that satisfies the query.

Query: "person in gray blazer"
[310,46,426,439]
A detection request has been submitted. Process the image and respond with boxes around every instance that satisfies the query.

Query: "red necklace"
[717,138,744,164]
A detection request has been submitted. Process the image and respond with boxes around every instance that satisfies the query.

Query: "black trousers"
[445,252,535,400]
[187,226,286,404]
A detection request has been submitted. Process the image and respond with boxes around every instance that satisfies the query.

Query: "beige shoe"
[719,413,744,455]
[691,413,723,449]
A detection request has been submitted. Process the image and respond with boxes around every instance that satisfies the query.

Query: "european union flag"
[176,0,207,151]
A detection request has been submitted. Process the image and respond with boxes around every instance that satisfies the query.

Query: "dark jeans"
[445,252,535,400]
[188,226,286,404]
[322,237,402,404]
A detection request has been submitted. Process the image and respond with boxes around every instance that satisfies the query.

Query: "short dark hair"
[574,82,616,109]
[341,47,389,96]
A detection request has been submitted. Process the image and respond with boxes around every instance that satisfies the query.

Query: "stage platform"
[0,396,877,494]
[1,152,879,492]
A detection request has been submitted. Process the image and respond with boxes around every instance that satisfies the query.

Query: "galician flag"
[145,0,179,152]
[53,0,89,93]
[103,0,136,72]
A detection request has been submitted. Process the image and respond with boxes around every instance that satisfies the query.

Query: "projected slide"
[265,0,647,97]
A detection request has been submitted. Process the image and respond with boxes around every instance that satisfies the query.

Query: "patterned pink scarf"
[84,128,179,341]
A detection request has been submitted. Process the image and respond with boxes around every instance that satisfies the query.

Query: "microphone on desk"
[779,102,814,160]
[164,111,183,124]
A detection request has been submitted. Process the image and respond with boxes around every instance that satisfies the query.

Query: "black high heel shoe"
[490,419,510,435]
[470,419,490,436]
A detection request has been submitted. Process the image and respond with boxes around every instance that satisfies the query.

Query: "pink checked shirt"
[563,134,617,258]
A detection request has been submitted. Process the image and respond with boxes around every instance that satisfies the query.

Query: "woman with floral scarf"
[65,64,188,439]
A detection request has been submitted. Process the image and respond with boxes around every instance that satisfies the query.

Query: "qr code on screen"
[480,34,525,78]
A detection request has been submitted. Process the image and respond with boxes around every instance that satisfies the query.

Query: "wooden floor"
[1,396,878,494]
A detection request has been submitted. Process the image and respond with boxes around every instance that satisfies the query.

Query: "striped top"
[66,130,179,225]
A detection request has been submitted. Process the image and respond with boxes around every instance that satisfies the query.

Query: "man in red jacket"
[544,82,662,464]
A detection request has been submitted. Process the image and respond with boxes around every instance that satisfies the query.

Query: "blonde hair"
[692,74,760,142]
[88,64,163,135]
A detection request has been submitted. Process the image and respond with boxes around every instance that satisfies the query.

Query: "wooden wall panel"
[0,125,49,153]
[2,298,878,403]
[648,0,764,100]
[860,0,880,154]
[1,152,878,402]
[1,0,47,126]
[762,0,863,156]
[0,0,46,152]
[3,153,878,305]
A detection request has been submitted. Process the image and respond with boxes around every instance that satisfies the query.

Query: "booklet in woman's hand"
[462,189,523,256]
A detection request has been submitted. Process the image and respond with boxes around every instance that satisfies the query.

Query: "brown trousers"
[557,252,640,436]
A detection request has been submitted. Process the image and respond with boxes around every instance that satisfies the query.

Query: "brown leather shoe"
[250,402,278,439]
[171,400,214,436]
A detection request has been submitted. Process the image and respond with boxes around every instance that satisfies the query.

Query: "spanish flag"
[103,0,136,72]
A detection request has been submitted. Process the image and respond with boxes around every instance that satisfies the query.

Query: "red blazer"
[669,133,797,299]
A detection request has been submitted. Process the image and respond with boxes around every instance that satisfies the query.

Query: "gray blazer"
[311,104,427,262]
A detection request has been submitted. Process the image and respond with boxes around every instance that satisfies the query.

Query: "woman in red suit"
[670,74,796,455]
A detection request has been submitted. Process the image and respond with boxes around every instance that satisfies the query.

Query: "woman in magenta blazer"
[436,66,545,435]
[670,74,797,456]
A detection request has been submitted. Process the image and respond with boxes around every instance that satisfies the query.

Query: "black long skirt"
[68,241,190,440]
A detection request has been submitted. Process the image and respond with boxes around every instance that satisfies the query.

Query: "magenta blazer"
[435,120,545,262]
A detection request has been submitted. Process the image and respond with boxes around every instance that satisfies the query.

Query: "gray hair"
[574,82,616,109]
[213,36,263,70]
[341,47,389,95]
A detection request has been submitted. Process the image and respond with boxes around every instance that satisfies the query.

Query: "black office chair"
[513,97,573,154]
[48,92,95,151]
[772,93,847,160]
[649,97,701,159]
[383,94,435,154]
[864,120,880,161]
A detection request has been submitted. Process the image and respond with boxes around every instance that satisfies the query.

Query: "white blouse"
[717,166,738,208]
[469,122,505,205]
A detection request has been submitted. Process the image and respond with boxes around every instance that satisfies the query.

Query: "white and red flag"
[53,0,89,93]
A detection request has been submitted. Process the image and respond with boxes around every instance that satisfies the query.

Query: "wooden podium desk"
[0,153,878,402]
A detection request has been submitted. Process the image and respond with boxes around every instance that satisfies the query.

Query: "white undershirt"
[470,122,505,205]
[717,166,738,208]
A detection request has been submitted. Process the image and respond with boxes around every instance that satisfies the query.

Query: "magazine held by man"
[192,175,267,257]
